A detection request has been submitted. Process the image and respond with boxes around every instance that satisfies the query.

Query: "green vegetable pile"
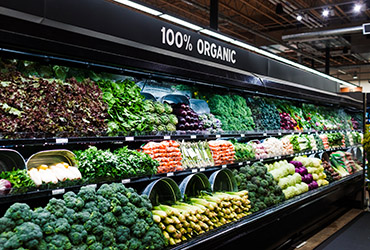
[0,183,167,249]
[205,94,255,131]
[75,146,159,181]
[233,162,285,213]
[230,139,255,161]
[314,134,325,150]
[327,132,344,148]
[245,96,280,131]
[0,169,35,193]
[97,78,150,136]
[143,100,177,133]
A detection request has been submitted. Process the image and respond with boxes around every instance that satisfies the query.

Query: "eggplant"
[185,115,191,122]
[178,116,186,124]
[185,122,191,130]
[180,103,187,109]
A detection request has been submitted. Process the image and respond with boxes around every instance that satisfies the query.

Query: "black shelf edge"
[0,129,362,147]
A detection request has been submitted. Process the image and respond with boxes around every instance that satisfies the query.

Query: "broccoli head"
[141,225,167,250]
[260,180,268,188]
[4,203,34,225]
[103,212,117,227]
[68,224,87,245]
[115,226,130,243]
[117,204,138,227]
[78,186,97,202]
[101,229,115,247]
[33,207,54,226]
[128,238,142,250]
[87,242,103,250]
[246,183,258,192]
[251,177,260,186]
[64,191,85,211]
[46,198,67,218]
[131,219,149,238]
[0,217,15,234]
[44,234,73,250]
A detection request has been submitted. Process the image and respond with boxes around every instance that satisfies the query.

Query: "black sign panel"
[0,0,340,93]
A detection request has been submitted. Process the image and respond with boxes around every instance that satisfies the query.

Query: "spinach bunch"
[98,79,151,135]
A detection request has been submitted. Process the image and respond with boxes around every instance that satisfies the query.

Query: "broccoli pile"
[233,162,285,213]
[143,100,177,133]
[0,183,167,250]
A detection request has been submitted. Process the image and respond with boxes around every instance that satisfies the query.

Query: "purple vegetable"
[178,124,185,130]
[180,104,187,109]
[0,179,12,195]
[311,181,318,189]
[181,110,187,116]
[178,117,186,124]
[185,116,191,122]
[185,123,191,129]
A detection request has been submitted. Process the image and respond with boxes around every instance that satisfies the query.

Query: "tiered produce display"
[0,58,364,250]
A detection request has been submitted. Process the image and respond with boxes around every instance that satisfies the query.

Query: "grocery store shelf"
[0,145,361,206]
[169,170,364,250]
[0,129,361,148]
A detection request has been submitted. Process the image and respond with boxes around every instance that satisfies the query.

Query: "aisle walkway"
[294,209,363,250]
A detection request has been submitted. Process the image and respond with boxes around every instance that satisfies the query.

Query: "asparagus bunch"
[152,191,251,245]
[179,141,214,169]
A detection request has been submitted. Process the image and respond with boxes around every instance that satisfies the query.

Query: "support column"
[325,45,330,74]
[210,0,218,30]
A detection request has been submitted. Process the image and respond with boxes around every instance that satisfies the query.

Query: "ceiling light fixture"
[322,8,330,17]
[353,72,358,79]
[354,3,362,12]
[160,14,202,31]
[296,14,303,21]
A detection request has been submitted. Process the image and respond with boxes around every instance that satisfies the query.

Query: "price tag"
[291,132,295,135]
[241,134,245,137]
[260,159,264,162]
[52,189,65,196]
[191,169,198,173]
[246,161,251,164]
[308,132,311,135]
[190,135,197,139]
[56,138,68,144]
[278,132,282,136]
[278,156,282,159]
[121,179,130,184]
[238,162,243,166]
[216,134,221,138]
[274,157,278,160]
[125,137,134,141]
[163,136,171,140]
[222,165,227,169]
[85,184,97,189]
[263,133,267,136]
[200,168,205,172]
[167,172,174,177]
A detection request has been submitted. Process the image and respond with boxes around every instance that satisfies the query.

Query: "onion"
[0,179,12,195]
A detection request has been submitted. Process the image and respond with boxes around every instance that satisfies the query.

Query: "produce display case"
[0,1,366,250]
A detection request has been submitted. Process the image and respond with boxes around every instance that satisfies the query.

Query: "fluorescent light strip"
[114,0,356,87]
[160,14,202,31]
[200,29,234,43]
[113,0,162,16]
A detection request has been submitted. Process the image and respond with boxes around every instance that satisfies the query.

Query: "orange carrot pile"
[319,134,329,150]
[142,140,183,174]
[208,140,235,165]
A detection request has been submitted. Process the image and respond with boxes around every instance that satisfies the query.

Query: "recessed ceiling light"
[354,3,362,12]
[322,9,330,17]
[296,14,303,21]
[353,72,358,79]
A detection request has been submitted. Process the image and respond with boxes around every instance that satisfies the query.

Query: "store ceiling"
[132,0,370,82]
